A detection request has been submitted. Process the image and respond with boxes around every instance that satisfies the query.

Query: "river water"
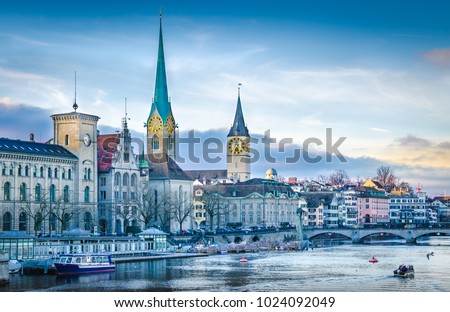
[2,244,450,292]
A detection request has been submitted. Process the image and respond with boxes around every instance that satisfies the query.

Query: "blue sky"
[1,0,450,196]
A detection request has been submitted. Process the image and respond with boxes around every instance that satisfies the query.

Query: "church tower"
[227,86,251,182]
[146,13,176,161]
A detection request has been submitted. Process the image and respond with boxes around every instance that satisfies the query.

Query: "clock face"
[83,134,91,146]
[166,115,175,133]
[147,116,163,133]
[228,137,244,155]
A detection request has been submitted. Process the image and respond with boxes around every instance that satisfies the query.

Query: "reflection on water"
[2,244,450,292]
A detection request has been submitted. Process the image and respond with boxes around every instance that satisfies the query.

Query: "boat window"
[75,258,81,263]
[65,258,72,264]
[81,257,87,263]
[60,257,67,263]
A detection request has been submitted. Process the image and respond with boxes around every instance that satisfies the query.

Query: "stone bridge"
[303,228,450,244]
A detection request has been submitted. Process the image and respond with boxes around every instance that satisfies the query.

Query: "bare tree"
[136,188,169,230]
[328,169,349,186]
[20,192,51,235]
[51,193,79,234]
[170,193,195,234]
[375,166,398,191]
[201,189,233,230]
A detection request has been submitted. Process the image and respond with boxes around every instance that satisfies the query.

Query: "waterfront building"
[431,197,450,222]
[194,178,300,229]
[301,192,339,228]
[97,114,142,235]
[388,191,433,225]
[341,190,358,226]
[143,14,193,233]
[356,185,389,225]
[1,107,99,235]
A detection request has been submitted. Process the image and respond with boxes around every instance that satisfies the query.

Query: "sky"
[0,0,449,196]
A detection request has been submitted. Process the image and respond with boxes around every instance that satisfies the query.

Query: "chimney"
[30,133,35,142]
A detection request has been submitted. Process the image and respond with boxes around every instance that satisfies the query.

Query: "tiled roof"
[147,153,193,181]
[300,192,336,208]
[97,134,120,172]
[0,137,77,159]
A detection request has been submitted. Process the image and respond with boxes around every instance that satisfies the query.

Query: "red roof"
[97,134,120,172]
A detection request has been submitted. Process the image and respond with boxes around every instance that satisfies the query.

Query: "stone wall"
[0,252,9,286]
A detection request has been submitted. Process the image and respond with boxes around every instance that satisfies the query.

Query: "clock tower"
[227,86,250,182]
[146,13,176,161]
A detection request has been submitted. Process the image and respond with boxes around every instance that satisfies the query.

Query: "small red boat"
[239,256,248,263]
[369,257,378,263]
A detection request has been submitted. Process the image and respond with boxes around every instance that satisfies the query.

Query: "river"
[2,244,450,292]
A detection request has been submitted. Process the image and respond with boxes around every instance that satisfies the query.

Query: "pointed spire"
[73,71,78,112]
[150,11,171,122]
[228,83,249,137]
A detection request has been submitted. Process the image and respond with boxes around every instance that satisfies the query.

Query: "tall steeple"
[228,85,249,137]
[227,84,251,182]
[146,12,176,159]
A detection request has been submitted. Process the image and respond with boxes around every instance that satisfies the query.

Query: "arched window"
[35,184,41,202]
[63,185,69,203]
[54,168,58,178]
[48,167,52,178]
[131,174,137,187]
[62,168,66,179]
[1,163,5,175]
[9,164,13,175]
[114,172,121,186]
[34,212,43,232]
[88,168,91,180]
[49,213,56,232]
[25,165,29,176]
[33,166,37,177]
[2,212,12,231]
[84,186,90,203]
[83,168,87,180]
[19,182,26,201]
[68,169,72,180]
[19,212,27,231]
[153,136,159,150]
[40,166,44,177]
[3,182,11,201]
[84,212,92,231]
[50,184,55,202]
[18,165,22,176]
[62,213,70,231]
[123,173,129,187]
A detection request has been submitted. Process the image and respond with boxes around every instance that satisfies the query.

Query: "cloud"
[0,101,53,141]
[437,141,450,150]
[394,134,432,148]
[424,48,450,68]
[370,127,389,133]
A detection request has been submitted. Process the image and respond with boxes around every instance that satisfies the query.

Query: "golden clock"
[228,137,244,155]
[147,116,162,133]
[166,115,175,133]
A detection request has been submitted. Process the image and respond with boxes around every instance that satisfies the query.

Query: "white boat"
[53,253,115,275]
[9,260,22,274]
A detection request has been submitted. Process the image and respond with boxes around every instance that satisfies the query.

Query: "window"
[25,165,29,176]
[3,182,11,201]
[153,138,159,150]
[83,168,87,180]
[65,134,69,145]
[100,191,106,200]
[68,169,72,180]
[33,166,37,177]
[131,174,137,187]
[20,183,26,201]
[9,164,13,175]
[62,168,66,179]
[100,177,106,186]
[123,173,129,187]
[35,184,41,202]
[84,186,90,203]
[19,212,27,231]
[54,168,58,178]
[48,167,52,178]
[123,192,127,200]
[40,166,44,177]
[88,168,91,180]
[50,184,55,202]
[1,164,5,175]
[18,165,22,176]
[114,173,121,186]
[2,212,12,231]
[64,185,69,203]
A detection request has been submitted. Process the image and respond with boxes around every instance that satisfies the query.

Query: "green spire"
[149,13,171,123]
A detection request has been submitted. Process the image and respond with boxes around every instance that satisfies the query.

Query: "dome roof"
[266,168,278,176]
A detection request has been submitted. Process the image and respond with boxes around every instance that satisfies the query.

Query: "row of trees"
[323,166,413,194]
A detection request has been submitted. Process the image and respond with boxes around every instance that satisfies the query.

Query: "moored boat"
[9,260,22,274]
[393,264,414,278]
[53,254,115,275]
